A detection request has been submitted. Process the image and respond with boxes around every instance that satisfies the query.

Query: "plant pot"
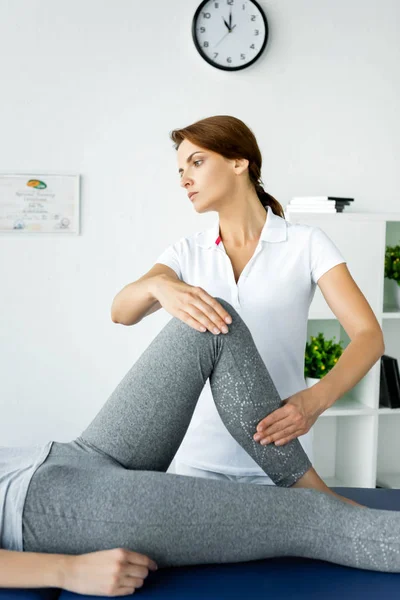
[305,377,320,388]
[393,279,400,309]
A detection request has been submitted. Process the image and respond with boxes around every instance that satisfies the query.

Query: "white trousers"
[170,459,276,485]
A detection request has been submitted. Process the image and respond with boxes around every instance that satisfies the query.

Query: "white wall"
[0,0,399,446]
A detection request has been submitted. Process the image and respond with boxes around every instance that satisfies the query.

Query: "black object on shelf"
[332,199,354,213]
[379,354,400,408]
[324,198,355,213]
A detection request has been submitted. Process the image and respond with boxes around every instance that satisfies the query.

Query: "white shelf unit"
[286,210,400,489]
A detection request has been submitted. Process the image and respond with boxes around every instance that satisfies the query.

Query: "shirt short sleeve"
[155,241,182,280]
[309,226,346,285]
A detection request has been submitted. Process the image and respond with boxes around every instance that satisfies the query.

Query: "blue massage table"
[1,487,399,600]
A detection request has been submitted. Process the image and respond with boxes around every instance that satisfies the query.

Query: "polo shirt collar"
[195,204,287,249]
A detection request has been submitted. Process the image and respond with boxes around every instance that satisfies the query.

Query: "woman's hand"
[253,389,322,447]
[60,548,158,597]
[153,275,232,335]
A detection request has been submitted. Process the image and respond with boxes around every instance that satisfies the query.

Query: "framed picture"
[0,173,80,234]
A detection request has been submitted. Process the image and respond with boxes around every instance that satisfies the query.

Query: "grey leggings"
[22,299,400,572]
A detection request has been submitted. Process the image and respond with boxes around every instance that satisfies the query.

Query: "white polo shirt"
[155,205,346,480]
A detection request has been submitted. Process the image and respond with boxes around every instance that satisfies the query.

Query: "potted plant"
[304,332,345,388]
[385,244,400,309]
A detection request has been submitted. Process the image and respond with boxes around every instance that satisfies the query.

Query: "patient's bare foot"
[291,466,366,508]
[330,491,366,508]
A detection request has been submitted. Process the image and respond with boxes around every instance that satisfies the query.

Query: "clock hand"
[229,9,232,30]
[222,16,231,31]
[214,24,237,48]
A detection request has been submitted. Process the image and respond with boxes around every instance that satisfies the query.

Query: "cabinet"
[286,210,400,488]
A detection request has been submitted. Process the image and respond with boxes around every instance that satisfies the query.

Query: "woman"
[156,115,384,490]
[1,117,397,597]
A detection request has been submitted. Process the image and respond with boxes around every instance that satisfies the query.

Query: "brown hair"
[170,115,285,219]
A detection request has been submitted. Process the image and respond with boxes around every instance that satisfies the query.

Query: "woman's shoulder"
[285,219,317,246]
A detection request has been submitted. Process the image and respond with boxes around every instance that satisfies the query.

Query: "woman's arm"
[111,266,178,325]
[0,548,64,588]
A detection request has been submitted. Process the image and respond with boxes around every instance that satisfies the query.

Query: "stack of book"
[379,355,400,409]
[285,196,354,215]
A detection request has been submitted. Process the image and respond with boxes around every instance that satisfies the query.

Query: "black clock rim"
[191,0,269,72]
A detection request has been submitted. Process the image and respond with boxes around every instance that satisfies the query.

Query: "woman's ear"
[234,157,249,175]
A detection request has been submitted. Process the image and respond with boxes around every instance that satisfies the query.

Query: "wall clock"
[192,0,269,71]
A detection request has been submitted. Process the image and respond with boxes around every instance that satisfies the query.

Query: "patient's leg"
[23,448,399,571]
[78,298,356,503]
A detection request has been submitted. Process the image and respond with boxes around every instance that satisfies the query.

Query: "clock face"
[192,0,269,71]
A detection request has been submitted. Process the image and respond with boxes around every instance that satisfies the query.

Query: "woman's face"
[177,139,240,213]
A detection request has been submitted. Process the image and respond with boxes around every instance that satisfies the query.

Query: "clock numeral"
[250,43,255,49]
[200,26,206,33]
[214,2,219,7]
[213,52,219,58]
[202,11,211,18]
[204,41,209,47]
[251,14,256,21]
[240,53,246,60]
[255,29,259,35]
[227,56,232,63]
[227,0,234,5]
